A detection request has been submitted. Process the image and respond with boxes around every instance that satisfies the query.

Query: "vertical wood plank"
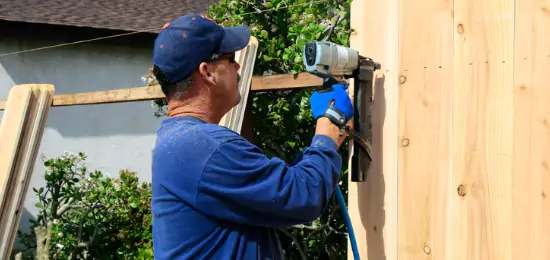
[452,0,514,258]
[0,84,55,259]
[513,0,550,259]
[0,85,55,259]
[396,0,453,258]
[219,36,258,133]
[0,86,32,203]
[348,0,399,258]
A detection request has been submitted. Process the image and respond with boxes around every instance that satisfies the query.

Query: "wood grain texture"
[348,0,399,258]
[452,0,514,258]
[397,0,453,258]
[513,0,550,259]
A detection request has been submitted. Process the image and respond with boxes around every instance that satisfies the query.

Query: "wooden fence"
[347,0,550,259]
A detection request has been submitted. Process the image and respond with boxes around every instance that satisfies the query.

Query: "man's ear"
[198,62,216,86]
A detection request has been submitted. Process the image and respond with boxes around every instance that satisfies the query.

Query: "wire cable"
[0,31,155,57]
[0,0,329,58]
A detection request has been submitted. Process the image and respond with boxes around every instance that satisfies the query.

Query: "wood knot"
[424,245,431,254]
[399,75,407,84]
[401,138,410,147]
[457,23,465,34]
[457,184,466,196]
[542,192,546,198]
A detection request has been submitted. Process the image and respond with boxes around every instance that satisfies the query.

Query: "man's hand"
[310,82,353,126]
[310,82,354,147]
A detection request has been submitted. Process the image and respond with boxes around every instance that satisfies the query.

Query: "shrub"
[16,153,152,260]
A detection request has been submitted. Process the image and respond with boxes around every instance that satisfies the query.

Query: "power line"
[0,0,329,58]
[0,31,155,57]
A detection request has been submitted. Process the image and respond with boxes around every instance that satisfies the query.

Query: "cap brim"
[218,26,251,53]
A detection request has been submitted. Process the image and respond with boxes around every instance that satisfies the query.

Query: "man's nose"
[234,62,241,70]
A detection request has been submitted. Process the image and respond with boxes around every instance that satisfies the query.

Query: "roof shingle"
[0,0,220,33]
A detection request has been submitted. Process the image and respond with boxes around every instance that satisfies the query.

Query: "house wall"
[0,21,163,247]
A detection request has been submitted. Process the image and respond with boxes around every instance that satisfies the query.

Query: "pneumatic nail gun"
[303,41,380,182]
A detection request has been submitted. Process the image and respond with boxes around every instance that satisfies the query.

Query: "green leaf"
[260,30,269,38]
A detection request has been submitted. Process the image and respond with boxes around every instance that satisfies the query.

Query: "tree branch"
[267,138,289,163]
[34,226,50,260]
[69,202,103,260]
[278,228,307,260]
[322,14,344,41]
[56,198,75,216]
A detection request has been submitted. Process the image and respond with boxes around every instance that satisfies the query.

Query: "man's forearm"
[315,117,347,148]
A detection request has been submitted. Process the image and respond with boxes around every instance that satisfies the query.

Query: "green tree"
[147,0,354,258]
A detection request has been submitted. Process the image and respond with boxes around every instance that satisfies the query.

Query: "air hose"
[334,184,360,260]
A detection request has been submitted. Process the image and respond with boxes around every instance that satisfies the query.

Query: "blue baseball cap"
[153,14,251,85]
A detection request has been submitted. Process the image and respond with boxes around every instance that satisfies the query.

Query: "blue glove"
[310,82,353,127]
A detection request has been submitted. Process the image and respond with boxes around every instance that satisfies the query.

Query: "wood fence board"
[512,0,550,259]
[347,0,399,258]
[452,0,514,258]
[396,0,453,258]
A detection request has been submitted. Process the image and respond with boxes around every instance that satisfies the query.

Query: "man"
[151,13,354,259]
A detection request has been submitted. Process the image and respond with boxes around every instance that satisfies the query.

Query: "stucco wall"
[0,36,163,245]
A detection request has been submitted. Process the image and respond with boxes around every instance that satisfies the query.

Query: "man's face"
[208,53,242,107]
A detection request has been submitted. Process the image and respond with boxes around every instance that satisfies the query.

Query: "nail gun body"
[303,41,380,182]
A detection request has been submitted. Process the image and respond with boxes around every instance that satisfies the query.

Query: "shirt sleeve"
[193,134,342,228]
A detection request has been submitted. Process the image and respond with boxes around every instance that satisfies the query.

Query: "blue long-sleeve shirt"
[151,116,342,259]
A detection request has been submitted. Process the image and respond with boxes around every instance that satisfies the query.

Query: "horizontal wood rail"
[0,72,322,110]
